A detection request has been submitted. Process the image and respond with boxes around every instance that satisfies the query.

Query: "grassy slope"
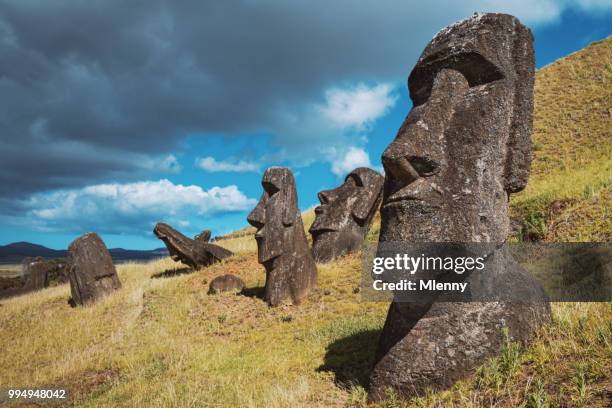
[1,39,611,407]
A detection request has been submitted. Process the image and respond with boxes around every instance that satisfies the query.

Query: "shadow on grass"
[151,267,193,279]
[317,329,382,389]
[240,286,265,301]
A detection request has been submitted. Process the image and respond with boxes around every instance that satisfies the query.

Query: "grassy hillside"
[510,36,611,242]
[0,38,610,407]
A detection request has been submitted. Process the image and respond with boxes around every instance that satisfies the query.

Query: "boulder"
[208,274,245,294]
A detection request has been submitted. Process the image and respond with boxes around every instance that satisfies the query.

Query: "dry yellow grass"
[1,38,611,408]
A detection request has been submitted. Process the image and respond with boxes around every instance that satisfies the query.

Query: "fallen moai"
[67,233,122,306]
[22,257,68,291]
[368,13,551,402]
[247,167,317,306]
[310,167,384,263]
[153,223,233,269]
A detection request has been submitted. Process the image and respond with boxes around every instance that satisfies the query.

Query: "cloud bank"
[20,179,256,235]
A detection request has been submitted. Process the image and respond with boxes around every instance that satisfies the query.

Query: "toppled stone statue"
[310,167,384,263]
[67,233,121,306]
[368,13,551,401]
[22,257,69,291]
[247,167,317,306]
[208,274,246,294]
[195,229,212,243]
[153,223,233,269]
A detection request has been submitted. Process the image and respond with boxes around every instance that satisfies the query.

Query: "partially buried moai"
[368,13,551,401]
[67,233,121,306]
[309,167,383,263]
[247,167,317,306]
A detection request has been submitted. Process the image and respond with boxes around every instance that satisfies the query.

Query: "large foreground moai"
[67,233,121,306]
[153,223,233,269]
[247,167,317,306]
[310,167,384,263]
[369,13,551,401]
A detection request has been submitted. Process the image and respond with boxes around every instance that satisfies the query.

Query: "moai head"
[379,13,534,244]
[368,14,548,402]
[67,232,121,306]
[309,167,384,262]
[153,223,232,269]
[247,167,317,306]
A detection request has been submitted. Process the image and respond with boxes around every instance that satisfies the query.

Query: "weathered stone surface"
[208,274,245,294]
[310,167,384,263]
[153,223,233,269]
[247,167,317,306]
[22,257,68,291]
[22,257,50,291]
[195,229,212,243]
[369,13,551,402]
[67,233,121,306]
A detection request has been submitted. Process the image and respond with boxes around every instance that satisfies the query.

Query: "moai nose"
[382,151,420,186]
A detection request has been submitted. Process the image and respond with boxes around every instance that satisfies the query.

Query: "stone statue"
[67,233,121,306]
[153,223,232,269]
[309,167,384,263]
[247,167,317,306]
[22,257,68,291]
[195,229,212,243]
[368,13,551,401]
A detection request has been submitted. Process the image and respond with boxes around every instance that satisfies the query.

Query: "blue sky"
[0,1,610,249]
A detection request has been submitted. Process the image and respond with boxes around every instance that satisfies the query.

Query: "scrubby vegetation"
[0,38,610,407]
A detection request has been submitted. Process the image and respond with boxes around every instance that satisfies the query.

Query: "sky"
[0,0,610,250]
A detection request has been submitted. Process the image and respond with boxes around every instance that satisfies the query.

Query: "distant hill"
[0,241,168,264]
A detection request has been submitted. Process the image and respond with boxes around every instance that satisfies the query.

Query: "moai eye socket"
[263,181,280,196]
[409,156,440,177]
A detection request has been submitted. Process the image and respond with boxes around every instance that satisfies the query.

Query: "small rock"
[208,274,245,294]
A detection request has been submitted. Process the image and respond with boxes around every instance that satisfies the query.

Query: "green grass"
[0,38,611,407]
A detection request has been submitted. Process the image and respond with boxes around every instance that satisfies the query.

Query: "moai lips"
[310,167,384,263]
[153,223,232,269]
[247,167,317,307]
[67,233,121,306]
[368,13,551,402]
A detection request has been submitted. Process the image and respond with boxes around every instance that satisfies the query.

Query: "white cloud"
[196,156,260,173]
[157,154,182,174]
[319,83,398,131]
[329,146,373,177]
[26,179,256,234]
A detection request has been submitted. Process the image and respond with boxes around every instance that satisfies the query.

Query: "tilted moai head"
[309,167,384,263]
[153,223,232,269]
[379,12,534,244]
[67,232,121,306]
[369,14,550,401]
[247,167,317,306]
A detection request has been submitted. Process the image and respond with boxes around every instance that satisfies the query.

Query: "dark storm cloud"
[0,0,585,201]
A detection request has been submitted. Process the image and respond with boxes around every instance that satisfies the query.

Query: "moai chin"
[153,223,232,269]
[309,167,384,263]
[67,232,121,306]
[368,13,551,401]
[247,167,317,307]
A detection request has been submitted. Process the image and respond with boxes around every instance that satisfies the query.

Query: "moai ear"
[504,23,535,194]
[282,173,298,226]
